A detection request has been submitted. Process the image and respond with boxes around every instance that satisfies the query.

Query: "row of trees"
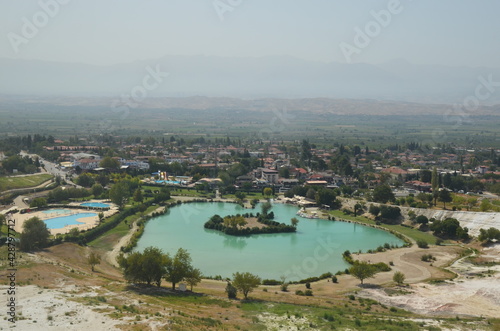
[118,247,263,299]
[429,218,469,241]
[1,155,40,174]
[118,247,201,290]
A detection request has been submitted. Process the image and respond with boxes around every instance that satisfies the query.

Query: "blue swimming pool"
[80,202,110,208]
[156,180,181,185]
[43,213,97,229]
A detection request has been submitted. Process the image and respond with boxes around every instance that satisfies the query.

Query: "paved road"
[20,151,79,187]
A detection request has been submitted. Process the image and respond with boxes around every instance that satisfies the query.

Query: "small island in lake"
[204,211,298,236]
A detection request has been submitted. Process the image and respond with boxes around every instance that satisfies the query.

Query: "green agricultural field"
[2,104,500,148]
[0,173,53,192]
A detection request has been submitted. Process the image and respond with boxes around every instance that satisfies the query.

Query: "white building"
[262,169,279,184]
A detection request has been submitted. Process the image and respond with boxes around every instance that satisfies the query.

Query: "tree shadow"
[357,283,381,289]
[125,283,204,298]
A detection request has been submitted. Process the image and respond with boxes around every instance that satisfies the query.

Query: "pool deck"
[12,200,119,235]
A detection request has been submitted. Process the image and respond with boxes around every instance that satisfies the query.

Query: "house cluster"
[44,138,499,194]
[55,152,150,171]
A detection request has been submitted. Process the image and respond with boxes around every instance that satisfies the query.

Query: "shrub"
[295,290,304,296]
[393,271,405,285]
[421,254,435,262]
[416,240,429,248]
[305,282,311,289]
[304,290,313,296]
[262,279,281,286]
[332,275,338,283]
[226,282,237,299]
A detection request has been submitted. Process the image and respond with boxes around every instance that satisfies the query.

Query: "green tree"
[443,172,452,188]
[30,197,47,208]
[315,188,337,207]
[417,192,429,203]
[393,271,405,285]
[349,261,376,285]
[466,197,478,211]
[250,198,259,208]
[263,187,273,198]
[480,199,491,212]
[225,282,238,299]
[235,191,246,201]
[369,204,380,217]
[133,188,143,203]
[87,251,101,272]
[438,190,452,209]
[279,167,290,179]
[109,181,130,208]
[242,182,253,193]
[261,201,272,217]
[164,248,194,290]
[232,272,261,299]
[415,215,429,225]
[91,183,104,197]
[118,246,168,286]
[478,227,500,243]
[99,156,120,170]
[185,268,202,291]
[353,203,363,217]
[223,215,247,229]
[290,217,299,227]
[431,166,439,192]
[19,217,50,252]
[372,184,394,203]
[420,169,432,183]
[76,173,95,187]
[430,218,468,240]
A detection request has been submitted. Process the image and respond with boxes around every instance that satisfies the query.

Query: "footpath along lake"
[136,202,404,281]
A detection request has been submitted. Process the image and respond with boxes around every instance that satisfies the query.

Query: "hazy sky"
[1,0,499,67]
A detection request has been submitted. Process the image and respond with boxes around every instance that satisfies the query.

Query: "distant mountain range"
[1,55,500,105]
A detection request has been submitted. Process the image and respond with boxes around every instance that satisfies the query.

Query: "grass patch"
[240,300,423,330]
[87,204,163,251]
[0,173,53,192]
[329,210,437,244]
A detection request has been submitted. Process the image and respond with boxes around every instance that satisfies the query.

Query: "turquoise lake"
[136,202,404,281]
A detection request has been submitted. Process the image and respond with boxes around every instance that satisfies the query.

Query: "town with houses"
[35,138,500,198]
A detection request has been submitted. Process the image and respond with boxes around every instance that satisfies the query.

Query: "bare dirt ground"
[0,284,121,330]
[356,244,500,318]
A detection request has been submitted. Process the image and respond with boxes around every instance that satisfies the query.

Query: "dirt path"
[105,206,165,267]
[106,220,138,267]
